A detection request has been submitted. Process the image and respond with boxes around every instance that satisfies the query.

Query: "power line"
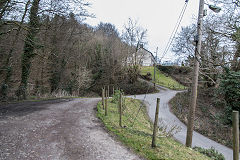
[160,0,189,62]
[161,2,188,61]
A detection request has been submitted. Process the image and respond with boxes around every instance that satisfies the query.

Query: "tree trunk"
[16,0,41,100]
[0,0,30,100]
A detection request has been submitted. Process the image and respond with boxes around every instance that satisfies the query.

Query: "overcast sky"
[85,0,202,61]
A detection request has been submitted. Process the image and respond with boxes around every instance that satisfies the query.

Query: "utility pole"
[135,42,139,66]
[186,0,204,147]
[233,111,239,160]
[154,47,158,89]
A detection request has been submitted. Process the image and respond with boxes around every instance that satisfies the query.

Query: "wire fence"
[99,84,181,143]
[101,84,152,127]
[100,83,239,158]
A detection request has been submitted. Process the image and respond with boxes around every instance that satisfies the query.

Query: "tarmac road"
[131,85,235,160]
[0,98,142,160]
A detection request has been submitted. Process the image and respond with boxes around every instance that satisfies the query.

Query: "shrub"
[157,65,191,75]
[126,65,140,84]
[193,147,225,160]
[112,89,122,104]
[218,69,240,124]
[140,72,152,81]
[119,80,156,95]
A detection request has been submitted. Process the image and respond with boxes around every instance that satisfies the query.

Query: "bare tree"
[122,18,148,65]
[0,0,30,100]
[0,1,153,101]
[172,6,240,86]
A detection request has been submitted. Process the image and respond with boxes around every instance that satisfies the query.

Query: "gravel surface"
[131,85,236,160]
[0,98,141,160]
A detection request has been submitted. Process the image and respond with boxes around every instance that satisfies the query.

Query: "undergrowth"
[170,90,232,148]
[193,147,225,160]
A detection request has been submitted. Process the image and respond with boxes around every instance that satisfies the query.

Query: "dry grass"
[170,90,233,148]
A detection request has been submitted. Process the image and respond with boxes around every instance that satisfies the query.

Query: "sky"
[85,0,201,62]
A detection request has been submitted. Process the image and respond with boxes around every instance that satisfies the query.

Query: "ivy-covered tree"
[0,0,30,101]
[16,0,41,99]
[219,69,240,124]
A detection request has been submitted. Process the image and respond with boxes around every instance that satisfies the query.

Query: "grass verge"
[140,66,186,90]
[97,97,210,160]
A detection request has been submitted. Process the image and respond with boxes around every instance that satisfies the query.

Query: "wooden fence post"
[102,88,105,109]
[113,86,115,96]
[105,96,108,116]
[106,85,108,98]
[119,93,122,127]
[152,98,160,148]
[233,111,239,160]
[154,63,156,89]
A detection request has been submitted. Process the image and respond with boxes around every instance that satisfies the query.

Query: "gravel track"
[0,98,141,160]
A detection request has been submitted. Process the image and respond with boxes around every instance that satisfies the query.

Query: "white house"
[126,47,157,66]
[137,48,156,66]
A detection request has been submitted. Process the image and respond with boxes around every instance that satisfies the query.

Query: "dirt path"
[131,85,235,160]
[0,98,141,160]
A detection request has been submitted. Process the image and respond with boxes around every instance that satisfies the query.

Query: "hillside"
[158,66,239,149]
[170,88,233,148]
[140,66,186,90]
[156,65,192,87]
[0,16,155,101]
[151,65,235,148]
